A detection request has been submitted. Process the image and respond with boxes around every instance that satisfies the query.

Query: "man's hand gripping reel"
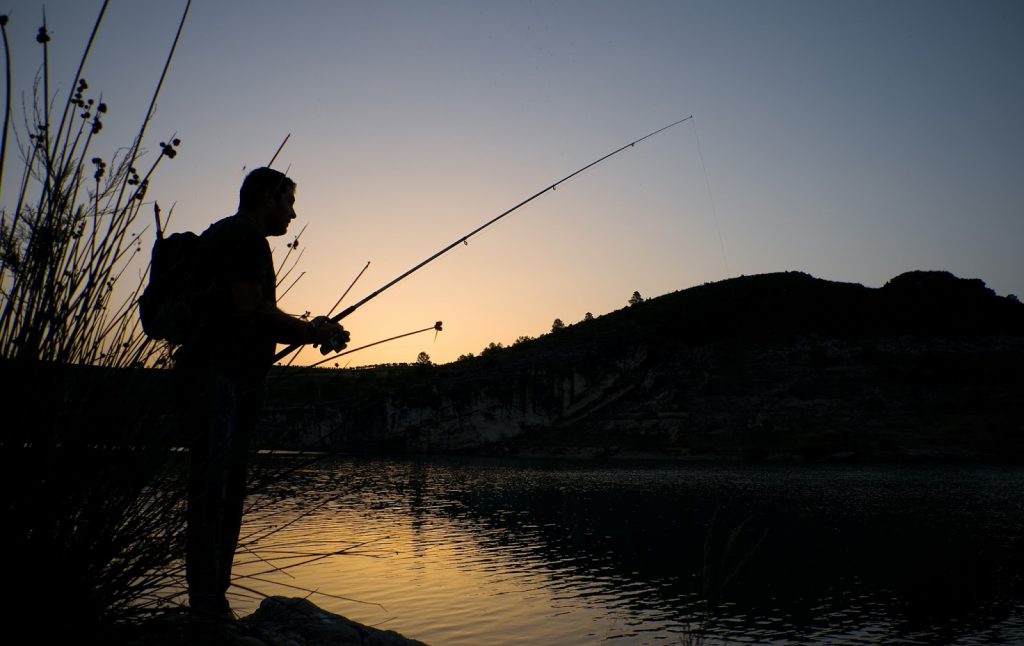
[309,315,349,355]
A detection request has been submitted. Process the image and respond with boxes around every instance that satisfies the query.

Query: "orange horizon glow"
[3,1,1021,368]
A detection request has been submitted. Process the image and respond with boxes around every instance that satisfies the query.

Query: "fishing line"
[691,117,730,276]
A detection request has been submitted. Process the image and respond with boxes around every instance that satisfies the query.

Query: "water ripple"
[235,458,1024,645]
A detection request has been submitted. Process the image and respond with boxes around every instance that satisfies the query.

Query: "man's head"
[238,167,297,237]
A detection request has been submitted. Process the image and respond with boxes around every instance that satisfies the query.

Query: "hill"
[259,271,1024,462]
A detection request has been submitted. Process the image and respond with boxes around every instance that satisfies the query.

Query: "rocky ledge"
[111,597,428,645]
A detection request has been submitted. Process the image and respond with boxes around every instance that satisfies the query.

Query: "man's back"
[183,214,277,379]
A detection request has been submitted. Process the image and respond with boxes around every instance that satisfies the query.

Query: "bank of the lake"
[108,597,428,645]
[258,272,1023,462]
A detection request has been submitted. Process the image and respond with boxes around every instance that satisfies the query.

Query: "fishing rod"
[304,321,442,369]
[282,260,371,369]
[274,114,693,363]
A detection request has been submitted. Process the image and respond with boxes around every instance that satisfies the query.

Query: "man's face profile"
[265,187,296,237]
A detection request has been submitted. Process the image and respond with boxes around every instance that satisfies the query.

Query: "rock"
[241,597,429,646]
[104,597,428,645]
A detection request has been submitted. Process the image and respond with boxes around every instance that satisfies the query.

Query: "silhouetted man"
[176,167,348,616]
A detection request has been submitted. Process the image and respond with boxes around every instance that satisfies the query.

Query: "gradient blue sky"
[5,0,1022,366]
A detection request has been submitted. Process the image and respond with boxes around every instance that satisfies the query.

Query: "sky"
[3,0,1022,367]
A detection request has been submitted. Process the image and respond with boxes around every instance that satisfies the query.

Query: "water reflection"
[235,459,1024,645]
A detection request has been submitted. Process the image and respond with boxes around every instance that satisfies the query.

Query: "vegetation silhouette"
[258,270,1023,461]
[0,5,363,635]
[0,3,192,630]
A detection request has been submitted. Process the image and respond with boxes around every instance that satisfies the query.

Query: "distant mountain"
[261,271,1024,462]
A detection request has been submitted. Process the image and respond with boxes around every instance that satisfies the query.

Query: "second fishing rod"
[275,114,694,363]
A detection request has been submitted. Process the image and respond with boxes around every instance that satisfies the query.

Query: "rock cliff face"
[259,271,1024,461]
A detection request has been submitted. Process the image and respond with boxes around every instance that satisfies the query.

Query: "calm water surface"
[233,458,1024,645]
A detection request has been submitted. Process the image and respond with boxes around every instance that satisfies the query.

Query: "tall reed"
[0,1,194,628]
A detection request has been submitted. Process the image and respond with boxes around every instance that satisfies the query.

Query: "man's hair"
[238,167,296,211]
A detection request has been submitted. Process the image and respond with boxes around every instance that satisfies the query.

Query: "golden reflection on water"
[231,504,640,645]
[220,459,1024,646]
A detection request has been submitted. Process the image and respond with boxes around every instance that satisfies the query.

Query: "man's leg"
[186,372,237,615]
[215,381,263,597]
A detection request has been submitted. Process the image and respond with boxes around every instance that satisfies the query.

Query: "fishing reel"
[319,332,348,355]
[309,315,349,355]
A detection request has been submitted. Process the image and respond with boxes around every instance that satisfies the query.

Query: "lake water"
[232,458,1024,645]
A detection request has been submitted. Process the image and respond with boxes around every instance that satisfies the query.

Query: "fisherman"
[176,167,348,617]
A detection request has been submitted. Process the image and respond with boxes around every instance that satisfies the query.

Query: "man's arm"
[228,282,346,347]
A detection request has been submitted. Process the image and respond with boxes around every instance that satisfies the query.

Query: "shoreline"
[108,597,428,646]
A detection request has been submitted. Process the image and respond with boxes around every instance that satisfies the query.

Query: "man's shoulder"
[202,214,261,241]
[200,214,268,255]
[198,214,272,279]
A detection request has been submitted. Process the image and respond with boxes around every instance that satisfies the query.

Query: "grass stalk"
[0,3,194,630]
[0,15,11,195]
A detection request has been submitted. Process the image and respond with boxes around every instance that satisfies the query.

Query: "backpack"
[138,231,205,344]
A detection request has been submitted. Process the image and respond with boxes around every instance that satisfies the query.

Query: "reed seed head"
[159,141,178,159]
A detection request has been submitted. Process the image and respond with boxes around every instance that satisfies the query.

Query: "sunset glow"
[5,0,1022,366]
